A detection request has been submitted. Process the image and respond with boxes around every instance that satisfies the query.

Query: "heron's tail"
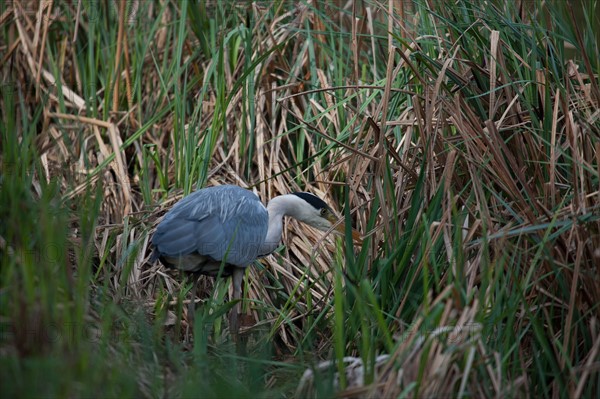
[149,247,161,263]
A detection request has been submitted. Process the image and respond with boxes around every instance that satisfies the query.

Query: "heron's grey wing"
[152,186,269,269]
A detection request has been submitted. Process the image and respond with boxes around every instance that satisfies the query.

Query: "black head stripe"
[292,192,330,212]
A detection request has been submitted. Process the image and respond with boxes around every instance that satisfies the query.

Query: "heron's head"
[291,192,362,242]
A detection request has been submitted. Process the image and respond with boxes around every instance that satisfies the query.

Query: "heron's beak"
[331,217,362,244]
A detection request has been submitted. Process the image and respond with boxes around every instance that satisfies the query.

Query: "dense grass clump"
[1,0,599,397]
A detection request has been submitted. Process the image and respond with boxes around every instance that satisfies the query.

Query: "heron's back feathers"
[152,185,269,274]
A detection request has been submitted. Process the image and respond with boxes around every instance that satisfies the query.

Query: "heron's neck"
[260,194,304,255]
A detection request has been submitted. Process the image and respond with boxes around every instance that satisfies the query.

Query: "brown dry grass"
[1,0,599,397]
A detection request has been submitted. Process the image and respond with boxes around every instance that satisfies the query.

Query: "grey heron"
[151,185,360,335]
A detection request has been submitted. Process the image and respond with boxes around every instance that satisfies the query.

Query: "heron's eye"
[320,208,327,216]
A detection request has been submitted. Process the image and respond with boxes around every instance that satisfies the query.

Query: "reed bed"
[1,0,599,397]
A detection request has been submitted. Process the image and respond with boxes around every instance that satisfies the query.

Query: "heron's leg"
[229,267,244,335]
[187,272,200,340]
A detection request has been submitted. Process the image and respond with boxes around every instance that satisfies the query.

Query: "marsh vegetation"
[1,0,599,397]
